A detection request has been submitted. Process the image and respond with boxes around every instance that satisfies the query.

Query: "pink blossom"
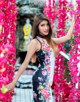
[42,70,47,76]
[0,0,17,101]
[40,88,50,99]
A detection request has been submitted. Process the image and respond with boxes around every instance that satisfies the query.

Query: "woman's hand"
[5,81,16,92]
[67,11,75,25]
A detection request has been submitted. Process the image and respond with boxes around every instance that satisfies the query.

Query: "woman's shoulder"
[30,38,37,42]
[30,38,42,52]
[31,38,39,44]
[28,39,39,52]
[30,39,40,48]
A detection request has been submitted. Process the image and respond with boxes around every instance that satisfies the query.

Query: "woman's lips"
[44,31,48,33]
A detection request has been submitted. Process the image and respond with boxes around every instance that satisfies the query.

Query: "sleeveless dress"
[32,36,55,102]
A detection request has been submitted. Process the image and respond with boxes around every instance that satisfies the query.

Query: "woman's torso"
[33,36,55,86]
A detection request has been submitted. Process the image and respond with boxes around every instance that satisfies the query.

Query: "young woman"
[6,13,75,102]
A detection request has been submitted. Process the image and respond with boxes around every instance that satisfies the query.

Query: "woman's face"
[38,20,50,36]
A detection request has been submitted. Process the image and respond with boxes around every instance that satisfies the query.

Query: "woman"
[6,13,75,102]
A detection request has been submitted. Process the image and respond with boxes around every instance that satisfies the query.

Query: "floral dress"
[32,36,55,102]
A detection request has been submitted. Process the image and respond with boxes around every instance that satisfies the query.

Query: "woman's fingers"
[5,82,15,92]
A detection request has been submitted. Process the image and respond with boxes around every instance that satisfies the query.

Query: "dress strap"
[36,37,42,51]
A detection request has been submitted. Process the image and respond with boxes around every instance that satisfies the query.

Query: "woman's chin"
[43,33,48,35]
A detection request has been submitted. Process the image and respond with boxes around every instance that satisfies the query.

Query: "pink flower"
[0,0,17,101]
[42,70,47,76]
[40,88,50,99]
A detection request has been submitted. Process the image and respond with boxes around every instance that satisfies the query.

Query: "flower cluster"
[53,1,70,101]
[44,0,57,28]
[68,0,80,101]
[0,0,17,101]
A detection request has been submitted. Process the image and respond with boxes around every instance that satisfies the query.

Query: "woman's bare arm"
[52,16,75,44]
[12,39,38,84]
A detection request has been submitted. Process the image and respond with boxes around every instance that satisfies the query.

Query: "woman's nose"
[45,26,48,30]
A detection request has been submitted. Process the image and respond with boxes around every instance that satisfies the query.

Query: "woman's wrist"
[72,16,75,25]
[72,21,75,25]
[12,79,17,85]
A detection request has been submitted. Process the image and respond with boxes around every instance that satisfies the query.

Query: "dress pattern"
[32,36,55,102]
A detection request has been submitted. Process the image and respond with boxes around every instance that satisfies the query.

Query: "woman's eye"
[41,24,44,26]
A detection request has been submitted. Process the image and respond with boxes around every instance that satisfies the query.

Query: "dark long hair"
[32,13,53,47]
